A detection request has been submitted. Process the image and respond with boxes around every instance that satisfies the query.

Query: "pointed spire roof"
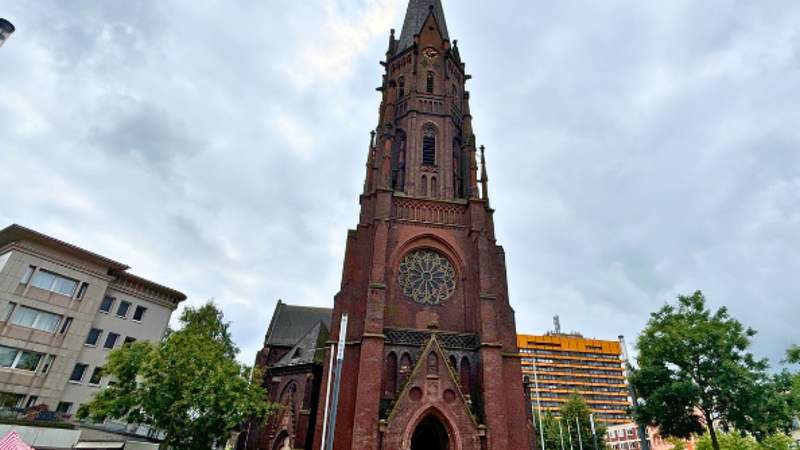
[397,0,450,52]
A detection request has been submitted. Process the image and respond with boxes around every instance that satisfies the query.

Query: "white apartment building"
[0,224,185,415]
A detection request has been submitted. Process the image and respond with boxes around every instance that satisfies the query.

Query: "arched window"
[453,138,465,198]
[280,382,297,408]
[383,352,398,399]
[398,77,405,98]
[392,130,407,191]
[400,353,413,388]
[422,125,436,166]
[421,175,428,196]
[449,355,458,372]
[460,357,471,395]
[302,375,313,409]
[430,176,438,198]
[426,71,434,93]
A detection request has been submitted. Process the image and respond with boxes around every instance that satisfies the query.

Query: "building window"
[133,306,147,322]
[421,175,428,196]
[0,345,44,372]
[76,282,89,300]
[56,402,72,414]
[59,317,73,335]
[31,269,79,297]
[70,363,88,382]
[21,266,35,285]
[25,395,38,408]
[124,336,136,345]
[1,302,15,322]
[88,367,103,386]
[104,332,120,349]
[430,176,438,198]
[86,328,103,346]
[40,355,55,375]
[99,295,115,313]
[0,393,24,408]
[422,125,436,166]
[9,305,63,333]
[116,301,131,318]
[426,71,434,93]
[398,77,405,98]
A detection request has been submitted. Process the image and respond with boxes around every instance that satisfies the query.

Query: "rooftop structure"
[519,329,633,424]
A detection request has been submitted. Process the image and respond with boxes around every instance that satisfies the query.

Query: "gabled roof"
[0,224,129,270]
[264,300,332,347]
[272,321,329,368]
[397,0,450,52]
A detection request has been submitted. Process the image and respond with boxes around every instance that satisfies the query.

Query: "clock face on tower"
[398,249,456,305]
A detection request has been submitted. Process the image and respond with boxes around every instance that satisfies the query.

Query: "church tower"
[312,1,537,449]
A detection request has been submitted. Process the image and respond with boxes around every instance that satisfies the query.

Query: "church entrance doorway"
[411,415,450,450]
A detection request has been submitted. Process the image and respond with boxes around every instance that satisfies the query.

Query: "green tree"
[758,434,793,450]
[630,291,790,450]
[786,346,800,365]
[560,393,606,450]
[696,432,758,450]
[77,302,277,450]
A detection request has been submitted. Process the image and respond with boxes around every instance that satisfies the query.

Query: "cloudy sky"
[2,0,799,368]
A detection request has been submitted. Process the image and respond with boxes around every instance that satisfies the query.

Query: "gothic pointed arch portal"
[411,414,450,450]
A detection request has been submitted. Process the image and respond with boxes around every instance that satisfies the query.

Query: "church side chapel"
[242,1,536,449]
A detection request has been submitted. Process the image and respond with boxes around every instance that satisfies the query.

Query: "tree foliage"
[695,432,793,450]
[535,394,606,450]
[77,302,277,450]
[630,291,798,450]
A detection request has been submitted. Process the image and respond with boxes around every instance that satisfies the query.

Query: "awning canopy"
[74,441,126,449]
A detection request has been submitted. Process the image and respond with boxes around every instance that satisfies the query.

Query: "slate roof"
[264,300,332,347]
[272,321,329,368]
[397,0,450,52]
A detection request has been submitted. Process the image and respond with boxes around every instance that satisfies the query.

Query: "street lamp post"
[0,18,15,48]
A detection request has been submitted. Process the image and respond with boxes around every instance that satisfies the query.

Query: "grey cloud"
[2,0,799,368]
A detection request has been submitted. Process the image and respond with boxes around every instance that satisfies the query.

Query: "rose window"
[398,250,456,305]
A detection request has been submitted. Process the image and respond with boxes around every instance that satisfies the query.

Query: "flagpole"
[323,313,348,450]
[532,357,546,450]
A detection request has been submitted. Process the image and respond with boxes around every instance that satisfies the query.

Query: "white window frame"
[30,269,79,298]
[87,366,103,386]
[116,301,131,319]
[39,354,55,375]
[9,305,63,333]
[103,332,120,350]
[132,305,146,322]
[69,363,88,383]
[20,265,35,285]
[99,295,116,314]
[85,328,103,347]
[0,345,44,372]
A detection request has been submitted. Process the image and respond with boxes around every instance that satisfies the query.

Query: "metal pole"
[532,357,546,450]
[324,314,348,450]
[559,419,566,450]
[576,416,584,450]
[319,343,335,450]
[590,414,599,450]
[567,422,574,450]
[619,335,651,450]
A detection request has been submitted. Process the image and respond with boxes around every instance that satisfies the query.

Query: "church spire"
[397,0,450,52]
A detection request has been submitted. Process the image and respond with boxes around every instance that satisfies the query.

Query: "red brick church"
[242,1,536,449]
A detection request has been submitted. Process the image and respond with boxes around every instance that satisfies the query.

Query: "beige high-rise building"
[0,224,185,415]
